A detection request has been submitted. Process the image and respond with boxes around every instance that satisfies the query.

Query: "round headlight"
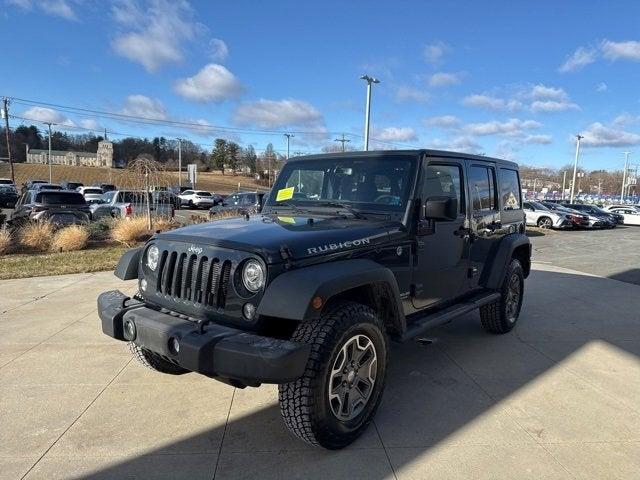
[146,245,160,271]
[242,259,265,292]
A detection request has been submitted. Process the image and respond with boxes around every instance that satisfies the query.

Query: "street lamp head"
[360,74,380,84]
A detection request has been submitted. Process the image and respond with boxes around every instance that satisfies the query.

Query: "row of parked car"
[523,200,640,229]
[1,177,267,227]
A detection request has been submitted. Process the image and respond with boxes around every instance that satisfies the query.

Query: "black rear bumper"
[97,290,310,386]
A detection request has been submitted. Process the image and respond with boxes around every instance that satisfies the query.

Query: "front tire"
[278,302,388,449]
[480,259,524,334]
[537,216,553,228]
[129,342,187,375]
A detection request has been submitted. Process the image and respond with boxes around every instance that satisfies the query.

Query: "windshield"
[83,188,103,195]
[266,155,417,213]
[195,191,211,196]
[36,192,86,205]
[0,179,13,185]
[530,201,549,211]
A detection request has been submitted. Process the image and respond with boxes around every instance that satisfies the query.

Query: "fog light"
[140,278,147,291]
[243,303,256,320]
[123,319,136,341]
[168,337,180,355]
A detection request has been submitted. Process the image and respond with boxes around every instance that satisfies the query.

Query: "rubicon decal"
[307,237,371,255]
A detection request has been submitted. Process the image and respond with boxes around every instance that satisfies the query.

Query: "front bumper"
[97,290,310,385]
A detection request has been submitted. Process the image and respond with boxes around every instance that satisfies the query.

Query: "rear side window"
[120,192,149,203]
[36,192,86,205]
[470,165,497,212]
[499,168,521,210]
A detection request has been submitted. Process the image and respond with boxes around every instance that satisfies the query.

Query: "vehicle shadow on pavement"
[70,268,640,480]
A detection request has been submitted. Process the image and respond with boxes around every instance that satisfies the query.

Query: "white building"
[26,140,113,168]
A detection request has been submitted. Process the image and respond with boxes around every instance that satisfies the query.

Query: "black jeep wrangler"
[98,150,530,449]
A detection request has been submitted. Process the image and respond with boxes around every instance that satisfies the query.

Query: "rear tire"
[480,259,524,334]
[129,342,187,375]
[278,302,388,449]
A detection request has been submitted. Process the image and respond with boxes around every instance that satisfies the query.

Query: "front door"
[412,159,470,310]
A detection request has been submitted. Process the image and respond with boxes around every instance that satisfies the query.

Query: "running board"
[400,291,500,342]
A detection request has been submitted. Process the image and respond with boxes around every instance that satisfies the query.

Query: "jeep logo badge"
[188,246,203,255]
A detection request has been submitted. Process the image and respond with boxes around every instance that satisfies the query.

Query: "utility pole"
[177,138,182,188]
[570,134,583,203]
[561,171,567,200]
[44,122,53,183]
[283,133,294,159]
[334,133,351,152]
[360,75,380,151]
[621,151,631,202]
[2,97,14,183]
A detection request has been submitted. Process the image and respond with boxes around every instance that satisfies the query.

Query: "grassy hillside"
[0,162,268,194]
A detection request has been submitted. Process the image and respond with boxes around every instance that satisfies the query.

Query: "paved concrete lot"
[1,263,640,479]
[530,225,640,285]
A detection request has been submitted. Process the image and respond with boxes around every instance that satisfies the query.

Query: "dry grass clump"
[18,221,55,252]
[110,216,152,246]
[0,229,12,255]
[153,217,180,232]
[51,225,90,252]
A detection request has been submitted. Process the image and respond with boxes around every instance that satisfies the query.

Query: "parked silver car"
[77,186,104,204]
[523,201,573,229]
[90,190,174,220]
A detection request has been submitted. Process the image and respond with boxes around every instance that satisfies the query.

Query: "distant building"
[26,140,114,168]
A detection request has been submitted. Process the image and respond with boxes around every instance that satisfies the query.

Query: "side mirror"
[423,196,458,221]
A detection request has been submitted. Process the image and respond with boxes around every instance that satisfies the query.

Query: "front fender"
[114,247,142,280]
[257,259,405,323]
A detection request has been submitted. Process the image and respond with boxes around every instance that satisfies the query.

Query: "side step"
[400,291,500,342]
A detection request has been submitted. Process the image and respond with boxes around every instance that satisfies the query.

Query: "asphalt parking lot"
[1,232,640,479]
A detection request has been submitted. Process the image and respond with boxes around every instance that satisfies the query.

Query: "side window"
[470,165,497,212]
[227,195,239,206]
[423,164,464,213]
[499,168,521,210]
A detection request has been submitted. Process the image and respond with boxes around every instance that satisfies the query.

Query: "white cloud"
[596,82,608,92]
[209,38,228,62]
[79,119,102,130]
[423,41,450,64]
[428,72,461,87]
[558,46,596,73]
[120,94,168,119]
[428,136,481,153]
[461,118,541,137]
[111,0,201,72]
[523,134,553,144]
[530,100,579,113]
[527,84,569,101]
[580,122,640,147]
[462,94,522,112]
[174,64,243,103]
[21,106,75,127]
[372,127,418,143]
[8,0,78,20]
[424,115,460,128]
[600,40,640,62]
[233,99,325,130]
[395,86,430,104]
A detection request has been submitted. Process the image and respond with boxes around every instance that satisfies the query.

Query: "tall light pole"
[2,97,14,183]
[569,134,583,203]
[561,171,567,200]
[284,133,294,159]
[334,133,351,152]
[44,122,53,183]
[360,75,380,151]
[621,151,631,202]
[177,138,182,188]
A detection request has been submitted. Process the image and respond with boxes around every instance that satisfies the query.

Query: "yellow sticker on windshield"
[277,216,296,224]
[276,186,295,202]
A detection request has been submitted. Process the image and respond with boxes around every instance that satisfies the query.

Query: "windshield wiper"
[273,201,306,215]
[317,201,366,219]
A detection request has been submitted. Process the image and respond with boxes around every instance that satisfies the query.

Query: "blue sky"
[2,0,640,170]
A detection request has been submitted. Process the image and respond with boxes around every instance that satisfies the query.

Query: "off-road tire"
[278,302,388,449]
[129,342,187,375]
[480,259,524,334]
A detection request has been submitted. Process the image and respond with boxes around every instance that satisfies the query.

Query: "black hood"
[156,214,399,264]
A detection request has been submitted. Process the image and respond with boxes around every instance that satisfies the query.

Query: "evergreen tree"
[226,142,240,174]
[211,138,227,175]
[242,145,258,174]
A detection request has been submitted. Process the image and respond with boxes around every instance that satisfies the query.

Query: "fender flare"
[114,247,142,280]
[480,233,531,289]
[257,259,406,327]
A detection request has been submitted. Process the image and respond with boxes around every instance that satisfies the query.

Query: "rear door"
[412,157,470,309]
[467,162,501,288]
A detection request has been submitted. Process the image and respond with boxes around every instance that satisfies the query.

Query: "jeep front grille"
[156,249,232,309]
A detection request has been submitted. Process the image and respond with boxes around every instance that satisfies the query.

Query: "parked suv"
[208,191,264,217]
[523,201,573,229]
[98,150,531,449]
[10,190,90,226]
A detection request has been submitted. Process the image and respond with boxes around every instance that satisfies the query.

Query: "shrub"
[0,212,6,228]
[51,225,90,252]
[0,228,11,255]
[18,221,55,252]
[110,216,151,246]
[188,214,209,225]
[88,217,113,240]
[153,217,179,232]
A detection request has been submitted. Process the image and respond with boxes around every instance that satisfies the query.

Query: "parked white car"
[178,190,216,209]
[603,204,640,213]
[609,207,640,225]
[77,186,104,204]
[523,201,573,229]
